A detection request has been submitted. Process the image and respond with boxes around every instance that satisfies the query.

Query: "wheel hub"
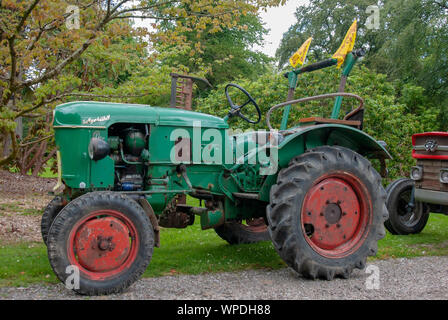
[74,217,132,273]
[324,203,342,225]
[302,176,366,255]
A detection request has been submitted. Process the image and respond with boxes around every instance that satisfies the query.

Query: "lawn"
[1,212,448,288]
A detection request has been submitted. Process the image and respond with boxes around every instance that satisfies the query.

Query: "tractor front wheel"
[46,192,154,295]
[385,178,429,235]
[267,146,388,280]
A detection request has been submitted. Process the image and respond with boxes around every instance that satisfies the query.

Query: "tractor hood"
[53,101,228,129]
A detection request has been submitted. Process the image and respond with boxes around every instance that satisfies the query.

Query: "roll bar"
[266,92,365,131]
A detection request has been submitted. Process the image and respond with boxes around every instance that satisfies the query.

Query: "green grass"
[373,214,448,259]
[1,213,448,288]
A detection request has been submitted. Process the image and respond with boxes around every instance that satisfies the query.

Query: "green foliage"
[275,0,379,67]
[157,13,273,85]
[275,0,448,130]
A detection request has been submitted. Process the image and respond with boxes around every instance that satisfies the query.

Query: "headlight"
[410,166,423,181]
[88,137,110,161]
[440,169,448,184]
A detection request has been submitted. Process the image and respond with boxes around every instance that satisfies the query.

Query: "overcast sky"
[133,0,310,58]
[255,0,310,57]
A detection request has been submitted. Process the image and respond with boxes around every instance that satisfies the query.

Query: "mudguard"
[258,124,391,202]
[277,124,391,168]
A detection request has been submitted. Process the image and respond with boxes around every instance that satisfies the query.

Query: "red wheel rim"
[67,210,139,280]
[301,172,372,258]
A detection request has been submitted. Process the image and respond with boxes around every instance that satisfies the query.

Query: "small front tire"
[47,192,154,295]
[385,178,429,235]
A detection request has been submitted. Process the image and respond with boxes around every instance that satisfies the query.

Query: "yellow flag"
[332,20,357,68]
[289,37,313,68]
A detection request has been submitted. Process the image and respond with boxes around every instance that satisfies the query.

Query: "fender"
[276,124,391,168]
[258,124,391,202]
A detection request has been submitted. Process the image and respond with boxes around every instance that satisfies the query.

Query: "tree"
[158,13,272,85]
[275,0,448,129]
[275,0,379,68]
[0,0,285,167]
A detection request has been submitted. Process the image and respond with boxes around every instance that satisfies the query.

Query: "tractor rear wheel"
[267,146,388,280]
[385,178,429,235]
[214,218,270,244]
[46,192,154,295]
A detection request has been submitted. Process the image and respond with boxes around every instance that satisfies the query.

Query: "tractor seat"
[298,117,362,129]
[299,105,365,130]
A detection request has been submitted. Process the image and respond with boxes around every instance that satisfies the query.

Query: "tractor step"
[232,192,259,200]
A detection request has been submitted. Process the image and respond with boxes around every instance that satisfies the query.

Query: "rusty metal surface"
[416,159,448,192]
[158,195,194,228]
[74,217,131,272]
[300,172,371,259]
[67,209,140,281]
[138,198,161,248]
[413,132,448,159]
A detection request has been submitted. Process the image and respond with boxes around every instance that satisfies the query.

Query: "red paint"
[412,132,448,160]
[67,210,139,281]
[301,172,372,259]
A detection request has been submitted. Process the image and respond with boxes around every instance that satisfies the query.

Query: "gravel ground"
[0,170,56,244]
[1,256,447,300]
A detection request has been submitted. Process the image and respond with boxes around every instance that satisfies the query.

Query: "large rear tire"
[47,192,154,295]
[267,146,388,280]
[385,178,429,235]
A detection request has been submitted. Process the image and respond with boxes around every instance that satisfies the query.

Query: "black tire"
[383,178,407,234]
[215,218,270,244]
[267,146,388,280]
[41,196,66,246]
[385,178,429,235]
[47,192,154,295]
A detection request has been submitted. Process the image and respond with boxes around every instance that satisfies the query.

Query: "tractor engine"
[107,123,149,192]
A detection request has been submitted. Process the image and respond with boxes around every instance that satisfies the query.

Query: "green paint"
[200,209,224,230]
[331,53,358,119]
[280,71,299,130]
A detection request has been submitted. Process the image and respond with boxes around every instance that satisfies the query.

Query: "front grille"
[416,159,448,192]
[413,132,448,159]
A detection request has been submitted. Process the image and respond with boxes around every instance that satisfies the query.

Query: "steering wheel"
[225,83,261,124]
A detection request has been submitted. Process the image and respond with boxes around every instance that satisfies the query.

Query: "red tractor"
[386,132,448,234]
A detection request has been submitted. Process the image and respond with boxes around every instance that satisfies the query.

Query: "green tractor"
[43,31,390,295]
